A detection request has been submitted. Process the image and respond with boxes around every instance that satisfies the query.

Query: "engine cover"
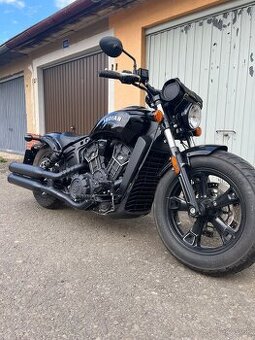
[84,140,131,183]
[69,174,91,201]
[106,142,131,180]
[83,140,108,181]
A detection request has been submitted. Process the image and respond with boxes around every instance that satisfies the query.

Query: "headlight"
[187,104,201,129]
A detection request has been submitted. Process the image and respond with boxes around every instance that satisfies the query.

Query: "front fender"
[159,144,228,177]
[183,144,228,159]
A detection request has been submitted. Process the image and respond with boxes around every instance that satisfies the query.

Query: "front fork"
[156,103,200,217]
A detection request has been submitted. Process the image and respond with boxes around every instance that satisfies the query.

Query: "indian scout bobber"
[8,36,255,275]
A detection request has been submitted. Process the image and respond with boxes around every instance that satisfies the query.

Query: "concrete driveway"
[1,160,255,340]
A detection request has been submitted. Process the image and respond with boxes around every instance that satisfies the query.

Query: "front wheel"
[153,151,255,276]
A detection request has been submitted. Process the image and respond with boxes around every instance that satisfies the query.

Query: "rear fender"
[23,133,62,164]
[40,134,62,152]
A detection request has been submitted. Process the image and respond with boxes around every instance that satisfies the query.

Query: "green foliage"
[0,156,7,163]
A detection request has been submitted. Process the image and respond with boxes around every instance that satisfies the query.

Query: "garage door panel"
[178,26,188,82]
[185,22,195,87]
[158,31,167,83]
[43,51,108,135]
[198,18,212,142]
[235,7,253,159]
[215,12,232,134]
[206,14,224,144]
[224,9,241,153]
[146,2,255,164]
[245,10,255,162]
[192,22,203,91]
[170,29,180,78]
[165,30,174,80]
[0,76,27,153]
[153,34,162,87]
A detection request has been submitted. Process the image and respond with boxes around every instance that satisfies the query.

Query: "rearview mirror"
[99,36,123,58]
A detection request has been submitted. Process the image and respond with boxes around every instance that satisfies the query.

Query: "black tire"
[153,151,255,276]
[33,147,63,209]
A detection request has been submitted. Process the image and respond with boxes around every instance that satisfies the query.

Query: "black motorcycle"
[8,36,255,275]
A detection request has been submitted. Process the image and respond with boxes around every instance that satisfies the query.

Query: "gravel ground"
[1,160,255,340]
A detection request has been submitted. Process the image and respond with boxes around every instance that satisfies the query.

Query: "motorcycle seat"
[44,132,88,150]
[58,132,88,149]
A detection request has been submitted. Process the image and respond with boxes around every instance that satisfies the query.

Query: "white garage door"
[146,1,255,164]
[0,75,27,153]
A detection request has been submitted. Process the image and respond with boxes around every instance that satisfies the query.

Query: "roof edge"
[2,0,102,51]
[0,45,9,55]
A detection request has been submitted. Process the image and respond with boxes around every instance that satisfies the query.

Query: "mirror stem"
[123,49,137,72]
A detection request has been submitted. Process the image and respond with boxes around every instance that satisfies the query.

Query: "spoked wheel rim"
[39,156,51,169]
[167,168,244,254]
[36,152,61,197]
[38,155,52,197]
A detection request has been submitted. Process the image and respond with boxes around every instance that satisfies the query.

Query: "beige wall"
[109,0,229,110]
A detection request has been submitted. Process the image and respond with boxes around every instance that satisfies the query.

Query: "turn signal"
[194,127,202,137]
[171,156,180,175]
[153,110,164,123]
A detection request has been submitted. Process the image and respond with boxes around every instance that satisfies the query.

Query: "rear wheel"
[153,151,255,275]
[33,147,63,209]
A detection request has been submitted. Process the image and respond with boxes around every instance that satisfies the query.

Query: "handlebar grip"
[99,70,141,84]
[98,70,121,80]
[121,73,141,84]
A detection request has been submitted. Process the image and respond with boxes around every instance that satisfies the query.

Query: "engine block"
[83,140,131,184]
[106,142,131,180]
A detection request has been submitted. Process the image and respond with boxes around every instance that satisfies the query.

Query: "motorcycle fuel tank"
[90,106,152,144]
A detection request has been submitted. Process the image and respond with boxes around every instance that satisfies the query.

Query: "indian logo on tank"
[104,115,122,123]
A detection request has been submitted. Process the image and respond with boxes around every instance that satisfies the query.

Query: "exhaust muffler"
[8,172,91,210]
[9,162,86,180]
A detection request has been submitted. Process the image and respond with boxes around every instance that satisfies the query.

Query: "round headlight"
[188,104,201,129]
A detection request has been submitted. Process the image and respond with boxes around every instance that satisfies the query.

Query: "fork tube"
[155,102,200,216]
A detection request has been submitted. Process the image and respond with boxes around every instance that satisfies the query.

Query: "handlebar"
[99,70,141,84]
[98,70,121,80]
[99,70,161,106]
